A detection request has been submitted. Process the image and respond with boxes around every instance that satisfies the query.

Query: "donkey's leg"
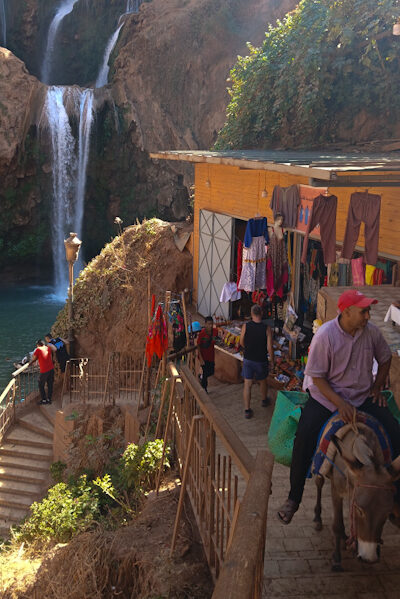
[313,474,324,531]
[331,491,345,572]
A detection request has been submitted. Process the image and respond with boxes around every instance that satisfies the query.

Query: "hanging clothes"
[301,194,337,265]
[270,185,300,228]
[243,217,269,247]
[351,257,365,286]
[338,262,349,286]
[372,267,384,285]
[220,282,241,302]
[341,192,381,265]
[145,304,168,366]
[267,230,288,298]
[328,263,339,287]
[238,218,268,292]
[365,265,376,286]
[237,240,243,290]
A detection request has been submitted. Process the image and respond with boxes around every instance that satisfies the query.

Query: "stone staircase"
[0,404,56,538]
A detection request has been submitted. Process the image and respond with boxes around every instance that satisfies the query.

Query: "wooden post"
[170,414,204,556]
[163,291,171,377]
[102,353,113,406]
[155,376,169,439]
[147,271,151,327]
[181,290,190,349]
[156,376,177,494]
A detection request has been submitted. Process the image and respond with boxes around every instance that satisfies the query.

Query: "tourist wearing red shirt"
[29,339,56,405]
[197,317,218,393]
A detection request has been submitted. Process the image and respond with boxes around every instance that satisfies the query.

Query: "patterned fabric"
[365,264,376,286]
[351,257,365,286]
[373,267,384,285]
[268,232,286,293]
[312,411,392,478]
[238,236,267,292]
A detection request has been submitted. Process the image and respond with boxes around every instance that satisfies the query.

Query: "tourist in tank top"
[240,305,274,419]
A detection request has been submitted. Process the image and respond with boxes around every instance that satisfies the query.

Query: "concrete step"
[6,426,53,450]
[0,491,32,510]
[0,478,41,498]
[0,504,28,523]
[0,443,52,462]
[18,412,54,439]
[39,403,58,427]
[0,466,44,485]
[0,457,49,473]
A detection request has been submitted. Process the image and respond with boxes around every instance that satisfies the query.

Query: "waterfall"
[43,87,77,295]
[95,23,123,88]
[0,0,6,47]
[42,86,94,297]
[74,88,94,268]
[41,0,78,84]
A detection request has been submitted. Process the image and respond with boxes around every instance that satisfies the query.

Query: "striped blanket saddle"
[311,411,392,479]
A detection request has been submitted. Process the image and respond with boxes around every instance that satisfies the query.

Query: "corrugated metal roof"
[150,149,400,180]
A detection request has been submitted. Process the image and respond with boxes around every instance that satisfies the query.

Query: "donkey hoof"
[331,563,344,572]
[314,521,323,532]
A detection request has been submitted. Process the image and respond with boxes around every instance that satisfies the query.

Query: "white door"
[198,210,233,319]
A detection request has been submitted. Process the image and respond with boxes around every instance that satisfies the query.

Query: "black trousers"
[289,396,400,505]
[201,361,215,391]
[38,369,54,402]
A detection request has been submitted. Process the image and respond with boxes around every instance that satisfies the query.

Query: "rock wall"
[0,0,296,282]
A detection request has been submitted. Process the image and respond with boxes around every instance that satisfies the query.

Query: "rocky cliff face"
[0,0,296,281]
[112,0,297,151]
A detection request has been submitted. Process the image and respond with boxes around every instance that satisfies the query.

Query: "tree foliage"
[216,0,400,149]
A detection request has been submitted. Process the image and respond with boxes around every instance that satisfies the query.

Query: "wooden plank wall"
[193,163,400,304]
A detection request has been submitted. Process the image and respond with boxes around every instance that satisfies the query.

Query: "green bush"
[14,476,100,544]
[216,0,400,149]
[12,441,170,545]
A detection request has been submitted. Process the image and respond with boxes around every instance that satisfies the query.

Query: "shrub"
[14,476,100,544]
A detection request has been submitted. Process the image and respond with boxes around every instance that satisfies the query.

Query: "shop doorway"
[197,210,233,319]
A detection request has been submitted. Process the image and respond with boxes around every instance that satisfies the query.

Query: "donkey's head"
[333,434,400,563]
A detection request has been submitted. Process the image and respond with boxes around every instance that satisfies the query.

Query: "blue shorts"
[242,359,268,381]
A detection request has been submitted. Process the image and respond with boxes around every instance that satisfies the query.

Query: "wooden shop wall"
[192,163,400,304]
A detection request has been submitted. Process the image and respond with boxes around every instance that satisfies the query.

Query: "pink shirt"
[303,316,391,412]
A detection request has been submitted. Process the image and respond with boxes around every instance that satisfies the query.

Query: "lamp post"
[64,232,82,357]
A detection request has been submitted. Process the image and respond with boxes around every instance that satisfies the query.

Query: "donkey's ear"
[332,434,363,471]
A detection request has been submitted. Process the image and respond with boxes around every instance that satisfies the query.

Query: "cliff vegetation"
[216,0,400,149]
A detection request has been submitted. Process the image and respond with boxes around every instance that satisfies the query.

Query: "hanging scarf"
[145,304,168,366]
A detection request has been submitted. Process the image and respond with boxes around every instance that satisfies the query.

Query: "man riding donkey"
[278,289,400,530]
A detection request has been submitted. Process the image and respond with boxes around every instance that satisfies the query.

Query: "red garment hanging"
[145,303,168,366]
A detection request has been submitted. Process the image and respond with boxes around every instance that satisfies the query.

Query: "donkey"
[313,424,400,571]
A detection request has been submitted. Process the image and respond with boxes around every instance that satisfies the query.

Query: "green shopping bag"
[268,391,308,467]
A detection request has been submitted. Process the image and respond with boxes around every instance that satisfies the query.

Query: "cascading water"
[95,0,140,88]
[41,0,78,85]
[95,23,123,88]
[74,88,94,273]
[43,87,77,295]
[0,0,6,47]
[41,86,94,297]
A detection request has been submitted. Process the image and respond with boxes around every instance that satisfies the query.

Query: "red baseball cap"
[338,289,378,312]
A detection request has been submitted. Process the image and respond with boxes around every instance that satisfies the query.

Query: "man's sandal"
[277,499,298,525]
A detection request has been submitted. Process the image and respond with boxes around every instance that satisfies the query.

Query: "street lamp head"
[64,232,82,263]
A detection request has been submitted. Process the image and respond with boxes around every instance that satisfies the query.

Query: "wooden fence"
[157,362,273,598]
[64,350,151,407]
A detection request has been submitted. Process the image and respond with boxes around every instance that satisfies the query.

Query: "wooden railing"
[0,379,16,442]
[63,350,150,407]
[158,362,273,597]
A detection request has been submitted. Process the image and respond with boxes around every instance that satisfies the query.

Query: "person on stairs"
[197,316,218,393]
[240,304,274,419]
[29,339,56,405]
